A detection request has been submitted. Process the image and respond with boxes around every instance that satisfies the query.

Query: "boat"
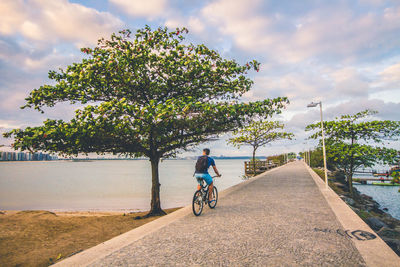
[371,182,400,186]
[373,173,388,177]
[372,166,400,177]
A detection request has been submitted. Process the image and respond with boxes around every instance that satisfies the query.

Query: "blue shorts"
[195,173,213,185]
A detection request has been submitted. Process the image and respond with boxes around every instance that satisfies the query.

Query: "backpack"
[195,156,209,173]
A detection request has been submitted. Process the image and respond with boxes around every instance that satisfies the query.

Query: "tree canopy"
[228,121,293,173]
[306,110,400,193]
[4,26,289,215]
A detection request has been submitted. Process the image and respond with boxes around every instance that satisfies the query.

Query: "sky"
[0,0,399,157]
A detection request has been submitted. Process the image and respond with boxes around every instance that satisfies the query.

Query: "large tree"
[4,26,288,216]
[228,121,293,174]
[306,110,400,194]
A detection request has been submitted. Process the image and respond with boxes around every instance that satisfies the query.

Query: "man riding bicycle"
[194,148,221,204]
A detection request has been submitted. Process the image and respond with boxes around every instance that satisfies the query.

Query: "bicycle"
[192,175,220,216]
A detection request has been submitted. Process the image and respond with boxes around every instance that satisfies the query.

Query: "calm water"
[0,160,245,211]
[353,184,400,220]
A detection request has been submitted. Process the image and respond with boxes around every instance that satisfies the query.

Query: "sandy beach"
[0,208,180,267]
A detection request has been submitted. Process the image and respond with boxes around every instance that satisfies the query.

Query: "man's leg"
[208,182,213,202]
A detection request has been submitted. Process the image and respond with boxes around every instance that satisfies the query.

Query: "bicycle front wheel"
[192,190,203,216]
[208,186,218,209]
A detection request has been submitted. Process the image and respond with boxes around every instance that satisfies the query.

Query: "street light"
[307,101,328,189]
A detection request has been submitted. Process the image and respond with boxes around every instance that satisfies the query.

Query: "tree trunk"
[146,156,166,217]
[252,148,256,176]
[349,134,355,195]
[348,171,353,195]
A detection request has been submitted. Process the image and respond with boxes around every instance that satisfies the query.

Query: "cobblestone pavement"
[90,162,366,266]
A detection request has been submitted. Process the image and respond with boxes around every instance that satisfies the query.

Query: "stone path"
[90,162,366,266]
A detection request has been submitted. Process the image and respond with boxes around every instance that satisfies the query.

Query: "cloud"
[197,0,400,64]
[200,0,273,54]
[287,98,400,132]
[165,16,205,34]
[110,0,168,19]
[0,0,123,47]
[380,62,400,85]
[358,0,395,5]
[330,67,370,97]
[246,64,376,113]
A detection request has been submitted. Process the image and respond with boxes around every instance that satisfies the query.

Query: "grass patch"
[312,168,325,180]
[356,209,371,220]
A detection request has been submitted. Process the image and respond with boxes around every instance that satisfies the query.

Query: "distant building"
[0,150,58,161]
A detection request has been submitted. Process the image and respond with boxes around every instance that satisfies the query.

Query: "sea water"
[0,159,245,211]
[353,184,400,220]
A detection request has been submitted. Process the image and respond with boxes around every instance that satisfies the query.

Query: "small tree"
[390,170,400,185]
[4,26,289,216]
[306,110,400,194]
[228,121,293,174]
[287,152,296,160]
[302,147,335,169]
[267,154,285,165]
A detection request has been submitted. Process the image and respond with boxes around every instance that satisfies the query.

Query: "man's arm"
[212,165,221,177]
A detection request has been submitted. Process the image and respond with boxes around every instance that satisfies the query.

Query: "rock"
[380,216,400,228]
[370,207,385,215]
[366,217,388,231]
[360,194,373,200]
[364,203,383,214]
[334,182,347,190]
[346,199,356,206]
[377,227,400,239]
[350,206,359,212]
[383,208,389,212]
[343,197,355,206]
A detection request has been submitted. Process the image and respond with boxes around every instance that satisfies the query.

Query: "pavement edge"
[305,162,400,267]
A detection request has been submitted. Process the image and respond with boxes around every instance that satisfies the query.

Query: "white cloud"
[201,0,273,53]
[165,15,205,35]
[0,0,26,35]
[197,0,400,64]
[0,37,83,71]
[0,0,123,47]
[248,64,375,112]
[110,0,168,18]
[330,68,370,97]
[381,62,400,84]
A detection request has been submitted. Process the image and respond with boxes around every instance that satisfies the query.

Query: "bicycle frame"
[192,175,220,216]
[197,176,219,200]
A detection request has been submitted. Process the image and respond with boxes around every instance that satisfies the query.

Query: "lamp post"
[307,101,328,189]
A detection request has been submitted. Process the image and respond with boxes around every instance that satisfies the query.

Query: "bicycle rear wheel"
[192,190,203,216]
[208,186,218,209]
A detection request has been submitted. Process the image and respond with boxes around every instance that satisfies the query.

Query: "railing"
[244,160,278,175]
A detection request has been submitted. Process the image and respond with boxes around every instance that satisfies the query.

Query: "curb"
[305,163,400,266]
[54,164,286,266]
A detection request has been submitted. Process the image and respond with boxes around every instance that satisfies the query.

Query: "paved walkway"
[88,162,367,266]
